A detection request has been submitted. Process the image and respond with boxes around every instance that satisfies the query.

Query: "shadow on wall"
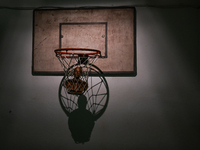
[61,91,109,144]
[57,64,109,144]
[68,95,95,144]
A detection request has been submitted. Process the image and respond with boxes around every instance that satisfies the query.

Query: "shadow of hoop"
[58,64,109,121]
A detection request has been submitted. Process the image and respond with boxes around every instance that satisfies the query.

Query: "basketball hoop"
[54,48,101,95]
[54,48,101,72]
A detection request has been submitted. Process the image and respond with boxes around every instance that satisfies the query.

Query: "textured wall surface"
[0,0,199,149]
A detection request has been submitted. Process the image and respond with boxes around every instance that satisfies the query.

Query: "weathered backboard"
[32,7,136,76]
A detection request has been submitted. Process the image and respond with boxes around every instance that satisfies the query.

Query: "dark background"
[0,0,199,149]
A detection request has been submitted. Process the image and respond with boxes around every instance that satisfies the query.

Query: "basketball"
[74,67,82,79]
[65,79,88,95]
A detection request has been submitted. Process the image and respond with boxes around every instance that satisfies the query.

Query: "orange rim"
[54,48,101,56]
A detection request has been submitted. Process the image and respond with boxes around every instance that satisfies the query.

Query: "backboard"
[32,7,136,76]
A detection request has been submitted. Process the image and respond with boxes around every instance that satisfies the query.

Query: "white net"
[55,49,101,75]
[55,49,101,95]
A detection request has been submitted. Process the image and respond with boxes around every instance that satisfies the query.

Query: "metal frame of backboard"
[32,7,136,76]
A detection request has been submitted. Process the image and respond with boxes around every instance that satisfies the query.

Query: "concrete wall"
[0,0,199,149]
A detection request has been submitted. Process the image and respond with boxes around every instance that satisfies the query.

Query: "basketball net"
[55,48,101,95]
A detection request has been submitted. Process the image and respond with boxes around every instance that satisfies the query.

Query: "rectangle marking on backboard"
[60,22,107,58]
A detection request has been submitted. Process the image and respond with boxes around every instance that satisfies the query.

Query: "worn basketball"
[65,79,88,95]
[74,67,82,78]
